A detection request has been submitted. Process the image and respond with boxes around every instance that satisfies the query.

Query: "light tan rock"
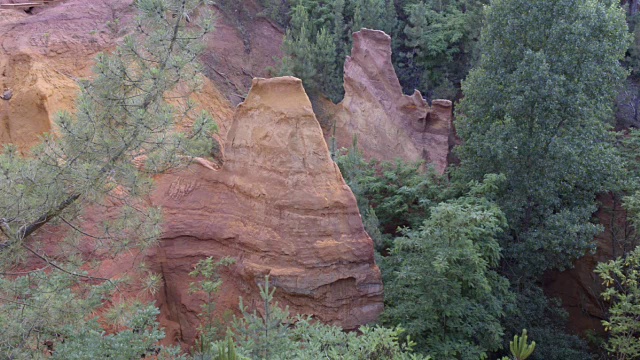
[0,53,78,150]
[330,29,453,174]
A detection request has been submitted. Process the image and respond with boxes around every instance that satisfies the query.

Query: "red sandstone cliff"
[2,0,622,347]
[0,0,282,151]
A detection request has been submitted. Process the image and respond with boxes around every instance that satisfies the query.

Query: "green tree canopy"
[382,175,514,359]
[455,0,631,278]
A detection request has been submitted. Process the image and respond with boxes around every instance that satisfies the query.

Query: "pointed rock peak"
[347,29,405,100]
[226,76,335,177]
[151,76,384,342]
[329,29,453,174]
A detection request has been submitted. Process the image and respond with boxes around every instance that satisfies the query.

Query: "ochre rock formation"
[1,1,381,346]
[329,29,453,174]
[0,53,78,149]
[152,77,383,343]
[0,0,115,150]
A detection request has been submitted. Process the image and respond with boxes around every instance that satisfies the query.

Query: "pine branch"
[12,0,189,245]
[0,297,32,307]
[17,193,80,241]
[20,244,116,287]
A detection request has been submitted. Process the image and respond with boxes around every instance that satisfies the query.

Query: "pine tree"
[0,0,217,356]
[401,1,467,99]
[352,0,363,34]
[313,27,342,101]
[281,4,317,82]
[332,0,347,81]
[281,3,345,101]
[189,257,236,354]
[231,276,293,359]
[229,275,430,359]
[382,0,398,37]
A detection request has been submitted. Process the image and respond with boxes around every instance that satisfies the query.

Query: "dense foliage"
[51,305,181,360]
[330,0,632,356]
[225,276,428,360]
[266,0,484,101]
[452,0,630,357]
[4,0,640,357]
[337,149,522,358]
[335,145,449,250]
[596,245,640,358]
[456,0,629,277]
[382,175,513,359]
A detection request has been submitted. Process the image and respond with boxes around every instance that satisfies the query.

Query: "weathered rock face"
[0,53,78,150]
[330,29,453,174]
[0,0,113,150]
[152,77,383,344]
[199,0,284,105]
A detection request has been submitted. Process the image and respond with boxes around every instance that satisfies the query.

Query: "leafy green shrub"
[335,145,448,251]
[596,245,640,358]
[381,175,514,359]
[229,276,428,359]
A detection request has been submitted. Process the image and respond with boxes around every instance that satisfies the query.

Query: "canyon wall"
[0,0,282,151]
[2,0,624,347]
[544,194,633,336]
